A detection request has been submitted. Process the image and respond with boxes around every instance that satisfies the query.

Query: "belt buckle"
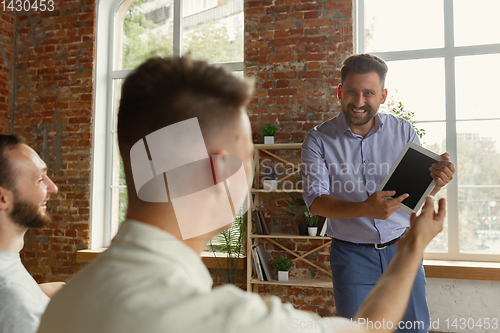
[374,244,387,250]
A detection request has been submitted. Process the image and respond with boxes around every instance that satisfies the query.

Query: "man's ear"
[337,84,342,100]
[0,186,12,211]
[381,88,388,104]
[210,149,229,185]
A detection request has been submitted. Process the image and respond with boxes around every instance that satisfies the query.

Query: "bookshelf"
[246,143,333,292]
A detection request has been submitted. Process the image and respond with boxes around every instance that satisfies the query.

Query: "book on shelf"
[255,244,274,281]
[252,210,264,235]
[251,244,265,281]
[258,210,270,235]
[317,216,328,237]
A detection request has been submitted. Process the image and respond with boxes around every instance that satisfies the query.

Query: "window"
[355,0,500,261]
[92,0,244,248]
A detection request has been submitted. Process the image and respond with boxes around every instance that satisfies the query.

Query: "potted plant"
[286,194,318,236]
[262,168,278,190]
[273,257,292,281]
[260,123,278,144]
[305,212,319,236]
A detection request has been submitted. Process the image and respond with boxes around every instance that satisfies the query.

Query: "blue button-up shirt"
[301,111,420,244]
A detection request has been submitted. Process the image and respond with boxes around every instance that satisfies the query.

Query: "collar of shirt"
[335,110,385,140]
[110,219,213,292]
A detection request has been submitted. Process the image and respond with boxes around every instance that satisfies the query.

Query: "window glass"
[381,58,446,122]
[182,0,243,63]
[455,54,500,120]
[454,0,500,47]
[364,0,444,53]
[420,121,448,253]
[120,0,175,70]
[456,120,500,254]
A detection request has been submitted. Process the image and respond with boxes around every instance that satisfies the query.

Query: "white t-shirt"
[39,220,353,333]
[0,252,50,333]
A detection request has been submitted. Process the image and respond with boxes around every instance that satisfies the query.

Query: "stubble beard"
[342,103,378,128]
[10,195,51,229]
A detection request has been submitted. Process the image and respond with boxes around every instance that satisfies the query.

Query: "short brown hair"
[117,56,254,196]
[0,134,25,190]
[340,54,388,87]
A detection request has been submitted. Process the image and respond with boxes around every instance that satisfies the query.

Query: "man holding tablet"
[301,54,455,332]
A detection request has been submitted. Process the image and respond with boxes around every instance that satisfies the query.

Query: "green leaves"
[260,123,278,137]
[273,257,292,271]
[390,101,426,140]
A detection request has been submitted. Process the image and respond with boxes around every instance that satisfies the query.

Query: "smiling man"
[302,54,455,332]
[0,134,63,333]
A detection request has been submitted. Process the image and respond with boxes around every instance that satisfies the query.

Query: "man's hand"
[362,191,409,220]
[430,152,455,188]
[398,196,446,251]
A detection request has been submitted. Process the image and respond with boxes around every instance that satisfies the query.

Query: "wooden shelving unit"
[246,143,333,292]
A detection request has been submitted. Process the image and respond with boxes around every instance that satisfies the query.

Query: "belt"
[333,228,409,250]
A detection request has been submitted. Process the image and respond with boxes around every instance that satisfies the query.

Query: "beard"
[342,103,378,127]
[10,196,51,229]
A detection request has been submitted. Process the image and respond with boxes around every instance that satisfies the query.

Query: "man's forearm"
[353,236,424,332]
[310,194,366,219]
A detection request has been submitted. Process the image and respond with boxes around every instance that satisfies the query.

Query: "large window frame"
[354,0,500,262]
[91,0,243,248]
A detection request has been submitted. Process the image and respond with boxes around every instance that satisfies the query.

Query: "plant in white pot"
[273,257,292,281]
[262,168,278,190]
[260,122,278,144]
[305,212,319,236]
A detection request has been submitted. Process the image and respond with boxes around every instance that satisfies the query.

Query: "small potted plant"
[273,257,292,281]
[286,194,309,236]
[260,123,278,144]
[305,212,319,236]
[262,168,278,190]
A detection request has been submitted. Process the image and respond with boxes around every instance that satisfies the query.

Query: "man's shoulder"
[379,112,413,128]
[304,116,339,144]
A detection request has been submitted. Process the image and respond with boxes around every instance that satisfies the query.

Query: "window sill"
[76,249,246,270]
[423,260,500,281]
[76,250,499,280]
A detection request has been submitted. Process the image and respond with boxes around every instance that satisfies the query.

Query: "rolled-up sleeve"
[301,133,330,209]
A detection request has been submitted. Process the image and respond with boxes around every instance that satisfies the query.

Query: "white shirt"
[0,252,50,333]
[38,220,352,333]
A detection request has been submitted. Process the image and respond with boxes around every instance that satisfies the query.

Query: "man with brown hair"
[0,134,63,333]
[40,56,446,333]
[302,54,455,332]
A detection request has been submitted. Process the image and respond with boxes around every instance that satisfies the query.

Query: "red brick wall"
[0,11,15,134]
[244,0,353,316]
[15,0,96,282]
[245,0,352,143]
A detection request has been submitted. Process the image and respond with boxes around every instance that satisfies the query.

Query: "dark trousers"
[330,239,429,333]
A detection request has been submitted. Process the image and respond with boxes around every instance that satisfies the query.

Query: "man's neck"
[349,118,375,137]
[126,203,212,255]
[0,219,26,253]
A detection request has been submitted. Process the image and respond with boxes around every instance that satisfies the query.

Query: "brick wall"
[244,0,353,316]
[15,0,96,282]
[245,0,352,143]
[0,10,15,134]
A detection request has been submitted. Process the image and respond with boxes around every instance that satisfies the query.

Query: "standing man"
[301,54,455,332]
[0,134,63,333]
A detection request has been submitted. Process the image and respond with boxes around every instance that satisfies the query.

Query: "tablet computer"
[377,142,443,214]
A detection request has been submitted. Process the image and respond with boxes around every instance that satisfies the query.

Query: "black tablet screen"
[382,147,439,210]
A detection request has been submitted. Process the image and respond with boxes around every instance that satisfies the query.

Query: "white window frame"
[355,0,500,261]
[91,0,243,248]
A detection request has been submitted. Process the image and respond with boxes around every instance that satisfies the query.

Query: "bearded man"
[0,134,63,333]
